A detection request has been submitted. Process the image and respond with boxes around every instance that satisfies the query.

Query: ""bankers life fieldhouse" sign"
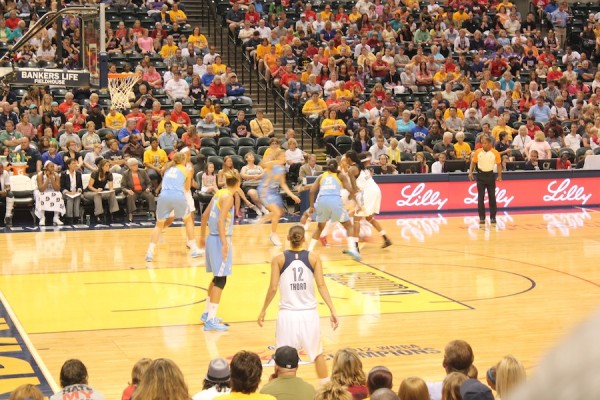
[16,68,90,86]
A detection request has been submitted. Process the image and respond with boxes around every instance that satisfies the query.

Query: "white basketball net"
[107,74,139,109]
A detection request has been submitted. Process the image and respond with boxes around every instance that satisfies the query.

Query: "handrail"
[201,0,316,153]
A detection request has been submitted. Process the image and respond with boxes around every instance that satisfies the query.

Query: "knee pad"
[213,276,227,289]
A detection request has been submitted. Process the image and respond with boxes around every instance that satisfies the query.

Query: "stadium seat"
[207,156,224,172]
[230,155,245,171]
[257,146,269,156]
[200,147,218,157]
[256,137,271,148]
[9,175,35,223]
[237,137,255,148]
[218,137,237,149]
[200,138,218,148]
[237,146,254,157]
[218,147,236,157]
[335,136,352,154]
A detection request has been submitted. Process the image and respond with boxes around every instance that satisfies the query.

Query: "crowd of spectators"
[7,341,530,400]
[5,0,600,225]
[226,0,600,171]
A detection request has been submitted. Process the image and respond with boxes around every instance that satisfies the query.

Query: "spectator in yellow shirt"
[143,137,168,183]
[160,36,178,60]
[302,93,327,119]
[168,3,188,25]
[212,103,230,127]
[188,27,208,51]
[335,82,353,103]
[321,110,346,157]
[491,116,516,141]
[454,132,472,159]
[156,111,181,135]
[105,107,126,130]
[452,6,469,27]
[249,110,274,138]
[200,98,215,118]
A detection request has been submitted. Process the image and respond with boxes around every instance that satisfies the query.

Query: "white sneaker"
[270,233,282,246]
[53,217,64,226]
[39,217,45,226]
[261,206,268,214]
[190,248,204,258]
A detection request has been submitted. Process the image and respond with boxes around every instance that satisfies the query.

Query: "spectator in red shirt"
[207,76,227,99]
[371,54,389,78]
[244,4,261,24]
[490,54,508,77]
[556,151,572,169]
[279,65,298,91]
[126,105,146,126]
[59,93,76,115]
[303,4,316,21]
[537,47,556,67]
[171,102,191,128]
[5,10,21,30]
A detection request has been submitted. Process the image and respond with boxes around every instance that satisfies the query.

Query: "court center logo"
[396,183,448,210]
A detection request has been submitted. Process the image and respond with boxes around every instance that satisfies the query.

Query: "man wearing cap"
[121,158,155,222]
[260,346,315,400]
[192,358,231,400]
[86,105,106,129]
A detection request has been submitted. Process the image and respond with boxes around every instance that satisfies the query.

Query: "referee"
[468,136,502,225]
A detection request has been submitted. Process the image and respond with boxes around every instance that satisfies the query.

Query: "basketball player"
[145,152,203,262]
[468,136,502,225]
[258,149,300,246]
[199,170,241,331]
[307,159,361,260]
[181,147,197,219]
[346,151,392,250]
[258,225,338,382]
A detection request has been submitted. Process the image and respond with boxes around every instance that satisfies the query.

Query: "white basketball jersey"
[279,250,317,311]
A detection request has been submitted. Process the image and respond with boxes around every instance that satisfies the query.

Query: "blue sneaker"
[145,252,154,262]
[343,249,362,261]
[204,318,229,331]
[190,248,204,258]
[201,313,223,324]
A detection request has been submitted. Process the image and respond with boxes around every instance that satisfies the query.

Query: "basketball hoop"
[107,72,141,109]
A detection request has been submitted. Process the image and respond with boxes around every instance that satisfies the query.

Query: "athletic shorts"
[260,188,284,209]
[184,190,196,213]
[315,196,349,223]
[205,235,233,277]
[276,309,323,362]
[157,193,189,220]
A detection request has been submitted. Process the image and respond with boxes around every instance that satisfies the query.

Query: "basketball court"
[1,210,600,399]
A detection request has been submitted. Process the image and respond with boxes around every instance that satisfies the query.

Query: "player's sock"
[207,303,219,321]
[187,240,198,251]
[320,221,332,238]
[380,230,386,236]
[308,238,318,251]
[205,297,211,314]
[347,237,356,252]
[318,377,330,385]
[303,218,311,231]
[147,243,156,254]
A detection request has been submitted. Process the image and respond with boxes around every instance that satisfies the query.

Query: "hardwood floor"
[2,209,600,400]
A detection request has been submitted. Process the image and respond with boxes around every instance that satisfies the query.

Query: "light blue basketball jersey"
[161,164,187,195]
[208,188,234,236]
[317,171,343,198]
